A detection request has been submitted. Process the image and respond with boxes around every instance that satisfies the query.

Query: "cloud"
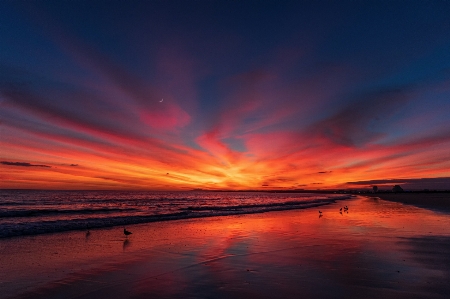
[1,3,450,190]
[1,81,140,139]
[308,88,410,148]
[140,103,191,130]
[1,161,51,168]
[196,128,241,164]
[1,78,193,163]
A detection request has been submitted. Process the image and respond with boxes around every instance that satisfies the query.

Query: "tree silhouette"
[392,185,404,193]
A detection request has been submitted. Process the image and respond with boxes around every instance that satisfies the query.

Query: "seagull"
[340,207,342,211]
[159,98,164,102]
[124,228,132,236]
[319,210,322,214]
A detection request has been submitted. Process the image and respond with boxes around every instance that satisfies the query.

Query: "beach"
[1,194,450,299]
[367,192,450,213]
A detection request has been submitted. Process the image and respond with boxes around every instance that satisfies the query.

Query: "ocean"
[0,190,351,238]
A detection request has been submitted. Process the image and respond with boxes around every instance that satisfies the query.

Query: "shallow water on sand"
[1,196,450,298]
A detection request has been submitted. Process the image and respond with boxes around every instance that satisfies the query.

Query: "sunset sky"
[1,1,450,190]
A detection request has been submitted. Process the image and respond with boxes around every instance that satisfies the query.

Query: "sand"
[1,195,450,299]
[367,192,450,212]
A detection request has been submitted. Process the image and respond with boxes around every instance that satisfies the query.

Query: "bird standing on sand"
[124,228,132,236]
[319,210,322,214]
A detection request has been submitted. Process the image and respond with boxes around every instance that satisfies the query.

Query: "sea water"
[0,190,350,238]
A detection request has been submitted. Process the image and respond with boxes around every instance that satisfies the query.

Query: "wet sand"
[367,192,450,213]
[2,195,450,299]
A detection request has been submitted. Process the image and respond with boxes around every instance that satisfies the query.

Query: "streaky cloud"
[1,161,51,168]
[308,88,410,148]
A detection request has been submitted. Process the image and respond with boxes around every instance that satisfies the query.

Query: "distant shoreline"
[365,192,450,213]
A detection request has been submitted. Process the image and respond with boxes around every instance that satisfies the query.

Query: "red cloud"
[140,103,191,130]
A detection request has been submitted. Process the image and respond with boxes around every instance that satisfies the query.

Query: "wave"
[0,207,138,218]
[0,195,352,238]
[182,198,342,211]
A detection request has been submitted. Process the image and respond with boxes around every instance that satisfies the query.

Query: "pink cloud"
[196,128,241,165]
[140,103,191,130]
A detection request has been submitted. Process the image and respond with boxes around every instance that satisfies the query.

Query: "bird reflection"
[123,239,131,251]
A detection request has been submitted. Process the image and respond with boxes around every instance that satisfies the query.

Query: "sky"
[1,1,450,190]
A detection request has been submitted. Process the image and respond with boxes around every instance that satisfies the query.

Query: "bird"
[124,228,132,236]
[159,98,164,102]
[340,207,342,212]
[319,210,322,214]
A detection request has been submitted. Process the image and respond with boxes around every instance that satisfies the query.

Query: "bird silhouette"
[319,210,322,214]
[124,228,132,236]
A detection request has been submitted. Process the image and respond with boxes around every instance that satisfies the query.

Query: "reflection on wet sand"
[2,196,450,299]
[123,239,131,251]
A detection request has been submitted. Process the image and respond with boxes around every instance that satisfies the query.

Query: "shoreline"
[0,194,352,239]
[366,192,450,213]
[2,195,450,298]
